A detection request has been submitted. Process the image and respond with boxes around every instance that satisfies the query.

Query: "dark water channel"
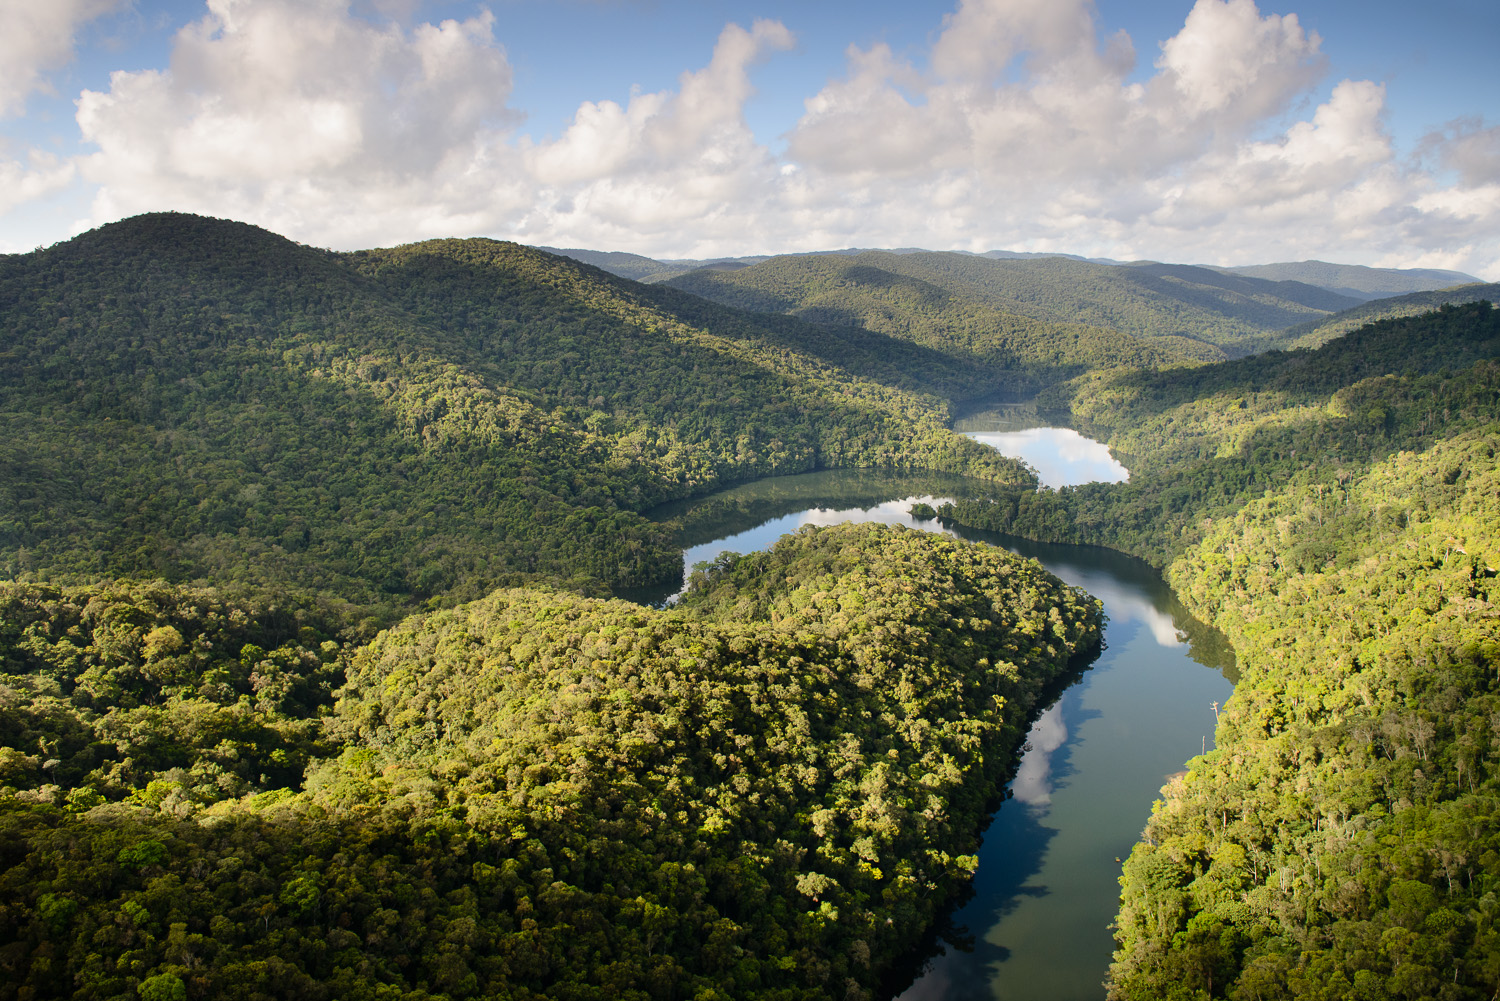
[624,431,1234,1000]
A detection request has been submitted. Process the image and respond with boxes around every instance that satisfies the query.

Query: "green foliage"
[1107,430,1500,999]
[0,525,1101,1000]
[929,300,1500,998]
[664,251,1364,366]
[0,580,343,810]
[943,302,1500,566]
[0,213,1028,617]
[1282,283,1500,350]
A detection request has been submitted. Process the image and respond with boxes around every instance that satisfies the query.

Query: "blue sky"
[3,0,1498,275]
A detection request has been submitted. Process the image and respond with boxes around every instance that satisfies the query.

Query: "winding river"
[625,430,1234,1000]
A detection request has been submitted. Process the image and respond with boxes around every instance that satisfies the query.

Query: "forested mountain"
[0,213,1034,616]
[5,208,1499,1000]
[664,251,1363,360]
[937,301,1500,998]
[0,524,1101,1001]
[0,213,1124,1000]
[1280,282,1500,349]
[529,248,774,284]
[529,246,687,281]
[1221,260,1482,301]
[545,247,1476,303]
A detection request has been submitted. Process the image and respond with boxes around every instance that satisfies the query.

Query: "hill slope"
[0,523,1102,1001]
[934,302,1500,999]
[0,213,1028,613]
[1280,282,1500,348]
[1223,259,1482,300]
[665,251,1364,361]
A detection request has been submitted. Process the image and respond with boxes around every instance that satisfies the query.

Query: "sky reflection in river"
[632,461,1231,1000]
[669,495,956,598]
[1008,704,1068,811]
[965,428,1128,489]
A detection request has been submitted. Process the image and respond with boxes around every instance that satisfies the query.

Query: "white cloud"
[1154,0,1322,123]
[75,0,525,247]
[0,150,77,216]
[17,0,1497,278]
[0,0,123,117]
[517,19,793,248]
[777,0,1498,276]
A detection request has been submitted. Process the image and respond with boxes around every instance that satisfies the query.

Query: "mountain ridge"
[536,243,1481,300]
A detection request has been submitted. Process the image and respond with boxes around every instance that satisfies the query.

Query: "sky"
[2,0,1498,277]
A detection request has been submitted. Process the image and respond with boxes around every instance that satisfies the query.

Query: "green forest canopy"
[5,210,1500,1000]
[0,213,1034,618]
[0,524,1101,1001]
[935,301,1500,999]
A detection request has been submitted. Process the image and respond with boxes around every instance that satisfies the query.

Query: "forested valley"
[0,213,1103,1000]
[937,303,1500,998]
[2,211,1498,1000]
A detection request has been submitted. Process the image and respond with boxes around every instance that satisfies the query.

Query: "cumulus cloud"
[0,0,107,239]
[0,150,77,218]
[779,0,1497,275]
[1153,0,1322,123]
[0,0,124,117]
[788,0,1331,208]
[519,18,793,244]
[76,0,525,247]
[33,0,1500,277]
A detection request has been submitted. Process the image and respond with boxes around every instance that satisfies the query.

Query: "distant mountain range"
[1216,260,1482,301]
[536,245,1484,302]
[656,250,1365,359]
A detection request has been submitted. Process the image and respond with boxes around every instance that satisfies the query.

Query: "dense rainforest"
[935,301,1500,998]
[662,250,1365,361]
[1280,282,1500,350]
[0,524,1100,1000]
[0,213,1120,1000]
[0,213,1034,617]
[4,210,1498,1001]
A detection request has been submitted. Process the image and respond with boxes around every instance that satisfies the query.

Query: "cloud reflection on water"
[1010,703,1068,811]
[965,427,1128,490]
[1059,567,1187,650]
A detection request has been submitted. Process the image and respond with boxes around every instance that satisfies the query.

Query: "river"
[624,431,1234,1000]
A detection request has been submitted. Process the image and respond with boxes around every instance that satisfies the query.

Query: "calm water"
[963,427,1129,489]
[626,433,1233,1000]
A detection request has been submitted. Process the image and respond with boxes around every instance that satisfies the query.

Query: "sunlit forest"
[938,303,1500,997]
[2,212,1498,1000]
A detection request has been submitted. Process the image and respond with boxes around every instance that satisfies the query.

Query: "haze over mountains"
[538,245,1483,301]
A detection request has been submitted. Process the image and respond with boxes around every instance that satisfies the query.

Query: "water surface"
[965,427,1129,489]
[627,442,1231,1000]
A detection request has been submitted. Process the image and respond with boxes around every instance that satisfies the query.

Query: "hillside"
[665,251,1364,360]
[0,523,1102,1001]
[665,252,1220,372]
[935,302,1500,998]
[1223,260,1482,300]
[0,213,1031,615]
[1280,282,1500,348]
[0,214,1125,1001]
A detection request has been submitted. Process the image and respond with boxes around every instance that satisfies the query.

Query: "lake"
[626,431,1233,1000]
